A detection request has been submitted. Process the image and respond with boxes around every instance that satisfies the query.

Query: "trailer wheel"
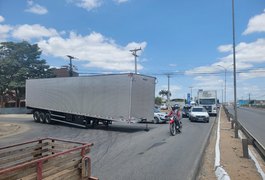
[154,117,159,124]
[45,113,51,124]
[39,112,45,123]
[83,119,90,129]
[103,121,110,127]
[33,111,40,122]
[91,119,99,128]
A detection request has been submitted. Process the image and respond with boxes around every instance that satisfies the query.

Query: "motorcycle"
[169,113,182,136]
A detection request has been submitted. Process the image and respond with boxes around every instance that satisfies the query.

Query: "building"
[52,67,79,77]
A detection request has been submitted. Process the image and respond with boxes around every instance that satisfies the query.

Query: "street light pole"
[167,74,170,106]
[232,0,239,138]
[217,65,227,105]
[189,86,193,101]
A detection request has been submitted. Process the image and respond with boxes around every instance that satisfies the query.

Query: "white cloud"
[0,21,147,71]
[193,76,223,90]
[0,16,5,23]
[0,24,13,41]
[243,9,265,35]
[185,65,219,75]
[185,37,265,100]
[114,0,129,4]
[12,24,59,41]
[218,44,232,53]
[239,68,265,80]
[236,83,265,100]
[73,0,102,11]
[25,0,48,15]
[186,10,265,100]
[169,64,177,67]
[188,38,265,76]
[219,39,265,65]
[38,31,147,71]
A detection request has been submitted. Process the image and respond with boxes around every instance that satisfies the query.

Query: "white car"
[189,106,209,123]
[154,108,169,124]
[160,103,168,110]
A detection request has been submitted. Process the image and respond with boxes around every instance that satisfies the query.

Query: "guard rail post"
[230,113,234,129]
[231,120,234,129]
[242,139,249,158]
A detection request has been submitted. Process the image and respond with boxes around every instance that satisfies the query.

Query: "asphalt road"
[0,115,216,180]
[226,106,265,147]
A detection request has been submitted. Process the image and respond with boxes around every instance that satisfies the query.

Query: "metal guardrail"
[223,106,265,160]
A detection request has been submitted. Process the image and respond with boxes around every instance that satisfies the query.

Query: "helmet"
[171,105,179,111]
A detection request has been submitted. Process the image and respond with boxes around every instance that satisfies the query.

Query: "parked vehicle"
[154,108,169,123]
[182,105,192,118]
[160,103,168,110]
[26,73,156,128]
[189,106,209,123]
[197,90,218,116]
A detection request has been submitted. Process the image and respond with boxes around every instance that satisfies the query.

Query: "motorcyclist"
[168,105,182,130]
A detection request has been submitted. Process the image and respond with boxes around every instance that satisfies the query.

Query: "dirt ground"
[0,115,30,138]
[198,107,265,180]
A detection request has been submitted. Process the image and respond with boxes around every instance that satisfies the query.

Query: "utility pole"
[189,86,193,101]
[130,47,141,74]
[66,55,76,77]
[217,65,227,105]
[232,0,239,138]
[166,74,171,107]
[222,89,224,104]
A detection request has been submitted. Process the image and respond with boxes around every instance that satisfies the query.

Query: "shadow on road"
[50,121,157,133]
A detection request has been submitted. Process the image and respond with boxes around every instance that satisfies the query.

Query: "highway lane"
[0,115,216,180]
[226,106,265,147]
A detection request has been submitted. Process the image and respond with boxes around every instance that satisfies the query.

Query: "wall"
[0,108,32,114]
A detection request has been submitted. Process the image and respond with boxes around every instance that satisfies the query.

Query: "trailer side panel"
[26,74,155,123]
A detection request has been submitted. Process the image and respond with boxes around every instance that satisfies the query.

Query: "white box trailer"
[26,73,156,128]
[197,90,217,116]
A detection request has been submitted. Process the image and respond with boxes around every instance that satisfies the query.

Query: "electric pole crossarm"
[130,47,141,74]
[66,55,77,77]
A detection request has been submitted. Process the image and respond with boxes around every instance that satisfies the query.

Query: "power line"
[76,67,265,77]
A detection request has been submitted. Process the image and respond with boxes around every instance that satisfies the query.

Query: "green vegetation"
[159,90,171,99]
[155,97,163,105]
[0,41,55,107]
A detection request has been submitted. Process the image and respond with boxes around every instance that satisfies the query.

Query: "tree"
[155,97,163,105]
[0,41,55,107]
[159,90,171,99]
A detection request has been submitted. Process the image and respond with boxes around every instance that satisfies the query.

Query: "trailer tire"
[103,120,110,127]
[91,119,99,128]
[33,111,40,122]
[45,113,52,124]
[39,112,45,123]
[83,120,90,129]
[154,117,159,124]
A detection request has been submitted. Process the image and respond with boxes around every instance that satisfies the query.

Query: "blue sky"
[0,0,265,102]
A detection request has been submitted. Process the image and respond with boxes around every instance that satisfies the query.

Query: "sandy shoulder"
[198,108,263,180]
[220,109,262,179]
